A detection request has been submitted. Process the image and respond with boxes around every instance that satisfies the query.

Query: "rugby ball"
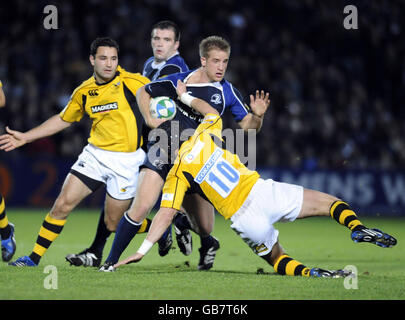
[149,96,177,120]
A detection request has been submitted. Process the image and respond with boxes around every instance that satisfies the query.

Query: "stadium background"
[0,0,404,215]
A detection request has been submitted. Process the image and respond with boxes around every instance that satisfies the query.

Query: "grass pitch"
[0,209,404,300]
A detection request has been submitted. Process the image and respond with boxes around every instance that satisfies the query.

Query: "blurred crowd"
[0,0,404,170]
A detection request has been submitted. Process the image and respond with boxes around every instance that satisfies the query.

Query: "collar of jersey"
[94,70,120,86]
[151,51,180,69]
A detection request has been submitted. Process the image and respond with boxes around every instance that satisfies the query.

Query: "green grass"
[0,209,404,300]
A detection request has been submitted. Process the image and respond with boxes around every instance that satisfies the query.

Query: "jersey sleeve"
[158,65,182,79]
[59,89,85,123]
[225,84,250,122]
[144,75,178,99]
[0,80,2,87]
[122,72,150,95]
[161,170,189,210]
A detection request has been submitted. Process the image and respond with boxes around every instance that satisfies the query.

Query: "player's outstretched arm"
[238,90,270,132]
[0,114,71,152]
[114,207,177,268]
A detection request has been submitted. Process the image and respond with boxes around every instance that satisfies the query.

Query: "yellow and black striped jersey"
[161,113,260,219]
[0,80,2,87]
[60,66,150,152]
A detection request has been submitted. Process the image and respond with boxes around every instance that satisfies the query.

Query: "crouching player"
[114,93,397,277]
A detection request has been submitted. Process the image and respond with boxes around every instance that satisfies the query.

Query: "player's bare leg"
[103,194,132,232]
[182,194,215,236]
[178,194,220,270]
[298,189,396,248]
[50,173,94,220]
[127,168,164,222]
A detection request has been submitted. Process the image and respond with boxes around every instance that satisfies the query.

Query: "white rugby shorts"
[230,178,304,256]
[71,144,146,200]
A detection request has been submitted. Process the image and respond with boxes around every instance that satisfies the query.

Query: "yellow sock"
[30,213,67,264]
[273,254,311,277]
[330,200,364,231]
[0,195,8,229]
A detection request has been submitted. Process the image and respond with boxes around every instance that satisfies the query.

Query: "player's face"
[151,28,179,63]
[90,46,119,83]
[201,49,230,82]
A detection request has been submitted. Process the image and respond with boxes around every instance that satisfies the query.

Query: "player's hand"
[114,252,144,268]
[250,90,270,118]
[148,117,167,129]
[176,79,187,97]
[0,127,27,151]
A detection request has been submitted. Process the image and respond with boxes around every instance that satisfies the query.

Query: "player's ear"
[174,40,180,51]
[89,54,95,66]
[200,56,206,67]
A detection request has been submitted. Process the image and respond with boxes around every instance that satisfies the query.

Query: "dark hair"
[151,20,181,42]
[90,37,119,56]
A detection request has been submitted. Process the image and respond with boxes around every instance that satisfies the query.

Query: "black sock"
[88,209,111,256]
[200,235,214,248]
[174,212,192,231]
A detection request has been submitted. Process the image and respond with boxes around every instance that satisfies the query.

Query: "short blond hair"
[199,36,231,58]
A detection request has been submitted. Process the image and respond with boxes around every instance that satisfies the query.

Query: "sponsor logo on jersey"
[88,89,99,96]
[210,93,222,104]
[91,102,118,113]
[194,148,223,184]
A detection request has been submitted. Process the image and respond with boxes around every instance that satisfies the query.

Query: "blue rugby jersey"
[142,52,189,81]
[144,69,250,129]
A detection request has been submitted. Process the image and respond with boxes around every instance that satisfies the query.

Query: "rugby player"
[99,36,270,271]
[115,92,397,277]
[0,38,151,267]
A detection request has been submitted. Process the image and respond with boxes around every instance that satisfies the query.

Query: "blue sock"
[106,212,141,264]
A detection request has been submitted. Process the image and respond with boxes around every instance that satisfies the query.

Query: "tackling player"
[0,38,151,267]
[0,80,17,262]
[98,36,270,271]
[115,92,397,277]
